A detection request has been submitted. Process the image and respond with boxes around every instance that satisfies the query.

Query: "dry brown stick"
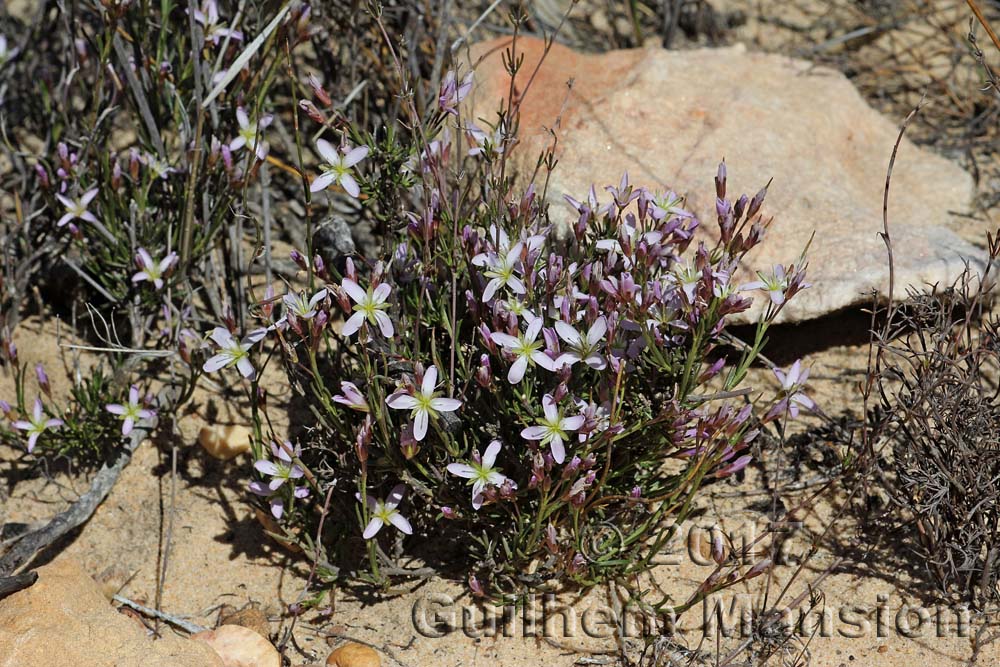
[113,594,208,634]
[0,571,37,600]
[967,0,1000,54]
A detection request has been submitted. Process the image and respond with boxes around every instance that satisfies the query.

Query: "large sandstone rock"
[466,37,983,322]
[0,559,224,667]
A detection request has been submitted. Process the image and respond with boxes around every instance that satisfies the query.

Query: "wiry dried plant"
[867,234,1000,608]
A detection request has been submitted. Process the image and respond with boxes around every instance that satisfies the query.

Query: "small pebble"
[219,605,271,641]
[193,624,279,667]
[326,642,381,667]
[198,424,252,460]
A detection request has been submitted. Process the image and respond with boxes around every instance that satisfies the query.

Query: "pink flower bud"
[34,164,49,189]
[475,354,491,388]
[35,363,50,397]
[299,99,326,124]
[308,74,332,106]
[712,533,726,565]
[745,558,772,580]
[289,249,308,271]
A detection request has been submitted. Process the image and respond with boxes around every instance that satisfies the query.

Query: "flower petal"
[490,332,519,349]
[362,517,384,539]
[386,393,419,410]
[422,365,438,396]
[387,484,407,508]
[254,460,279,476]
[524,317,542,342]
[447,463,477,478]
[343,145,369,167]
[371,282,392,304]
[341,278,367,304]
[430,397,462,412]
[554,320,582,346]
[339,173,360,198]
[587,317,608,345]
[236,356,255,379]
[413,409,429,441]
[521,425,549,441]
[372,310,395,338]
[209,327,235,348]
[483,440,502,468]
[310,172,336,193]
[341,311,366,337]
[387,511,413,535]
[508,355,528,384]
[315,138,340,164]
[550,437,566,464]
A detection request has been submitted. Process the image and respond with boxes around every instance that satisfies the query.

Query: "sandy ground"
[3,310,999,667]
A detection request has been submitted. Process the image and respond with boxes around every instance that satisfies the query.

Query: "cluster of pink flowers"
[220,154,814,554]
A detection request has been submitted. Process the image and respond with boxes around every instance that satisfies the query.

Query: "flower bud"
[313,254,327,279]
[400,424,420,460]
[745,558,772,580]
[129,148,141,180]
[35,363,51,397]
[715,161,727,199]
[747,184,768,219]
[478,323,496,355]
[34,164,50,189]
[711,532,726,565]
[299,99,326,124]
[535,524,556,555]
[355,417,372,464]
[308,74,332,106]
[475,354,492,388]
[289,249,308,271]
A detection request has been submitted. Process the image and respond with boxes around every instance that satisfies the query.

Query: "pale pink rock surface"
[466,37,982,322]
[0,558,224,667]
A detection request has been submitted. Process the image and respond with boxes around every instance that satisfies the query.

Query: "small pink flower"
[203,327,265,379]
[358,484,412,539]
[229,107,273,161]
[55,188,99,227]
[438,70,473,115]
[192,0,243,45]
[521,394,585,464]
[311,140,368,197]
[490,318,559,384]
[555,317,607,370]
[333,381,369,412]
[447,440,511,510]
[132,248,178,290]
[13,398,63,453]
[341,277,393,338]
[386,365,462,441]
[250,441,309,519]
[105,385,156,437]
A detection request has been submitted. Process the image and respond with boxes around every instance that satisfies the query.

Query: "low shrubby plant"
[0,1,311,459]
[0,0,819,613]
[867,235,1000,608]
[216,32,815,599]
